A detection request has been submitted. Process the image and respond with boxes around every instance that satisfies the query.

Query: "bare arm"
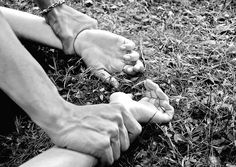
[20,147,97,167]
[0,7,62,49]
[19,79,174,167]
[0,9,141,165]
[0,6,144,88]
[0,10,67,130]
[33,0,97,55]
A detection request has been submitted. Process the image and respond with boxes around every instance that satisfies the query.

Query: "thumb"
[93,69,119,88]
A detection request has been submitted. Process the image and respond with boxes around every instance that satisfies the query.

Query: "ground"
[1,0,236,166]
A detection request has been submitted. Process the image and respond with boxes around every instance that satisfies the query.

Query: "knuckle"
[97,137,110,153]
[136,123,142,134]
[110,125,119,135]
[114,103,127,113]
[112,103,127,115]
[112,111,123,125]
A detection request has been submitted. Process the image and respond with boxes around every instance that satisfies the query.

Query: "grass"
[1,0,236,166]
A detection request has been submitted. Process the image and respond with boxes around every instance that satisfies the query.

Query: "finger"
[110,135,121,161]
[144,90,158,99]
[149,98,156,104]
[100,142,114,166]
[119,123,130,152]
[150,90,158,98]
[160,101,174,122]
[93,69,119,88]
[152,102,174,123]
[123,65,136,75]
[144,91,151,98]
[144,79,169,101]
[123,51,140,61]
[105,123,121,161]
[93,135,114,166]
[121,110,142,142]
[133,60,145,72]
[120,40,135,51]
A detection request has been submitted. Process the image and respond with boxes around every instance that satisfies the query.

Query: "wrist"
[73,29,90,56]
[35,0,62,10]
[40,0,65,16]
[44,4,97,55]
[30,97,70,133]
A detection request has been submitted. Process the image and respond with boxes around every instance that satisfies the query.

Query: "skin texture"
[74,29,145,88]
[110,79,174,123]
[0,2,172,166]
[0,7,141,165]
[20,79,174,167]
[0,6,144,87]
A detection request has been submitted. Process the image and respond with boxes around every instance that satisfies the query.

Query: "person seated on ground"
[20,79,174,167]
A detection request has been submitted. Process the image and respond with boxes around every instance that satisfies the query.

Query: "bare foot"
[74,29,145,88]
[109,79,174,123]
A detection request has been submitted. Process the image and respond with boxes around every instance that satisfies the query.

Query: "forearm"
[20,147,97,167]
[0,7,62,49]
[0,13,65,130]
[34,0,97,55]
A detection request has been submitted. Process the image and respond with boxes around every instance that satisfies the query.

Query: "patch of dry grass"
[1,0,236,166]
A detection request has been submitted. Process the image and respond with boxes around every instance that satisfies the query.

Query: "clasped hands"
[74,29,145,88]
[44,79,174,166]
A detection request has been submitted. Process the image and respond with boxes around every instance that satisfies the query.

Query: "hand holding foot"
[110,79,174,123]
[74,29,145,88]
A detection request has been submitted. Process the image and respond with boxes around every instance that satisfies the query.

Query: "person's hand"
[43,102,142,165]
[74,29,145,88]
[109,79,174,123]
[45,4,98,55]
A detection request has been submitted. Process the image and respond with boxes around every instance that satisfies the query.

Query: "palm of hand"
[74,29,144,87]
[110,79,174,123]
